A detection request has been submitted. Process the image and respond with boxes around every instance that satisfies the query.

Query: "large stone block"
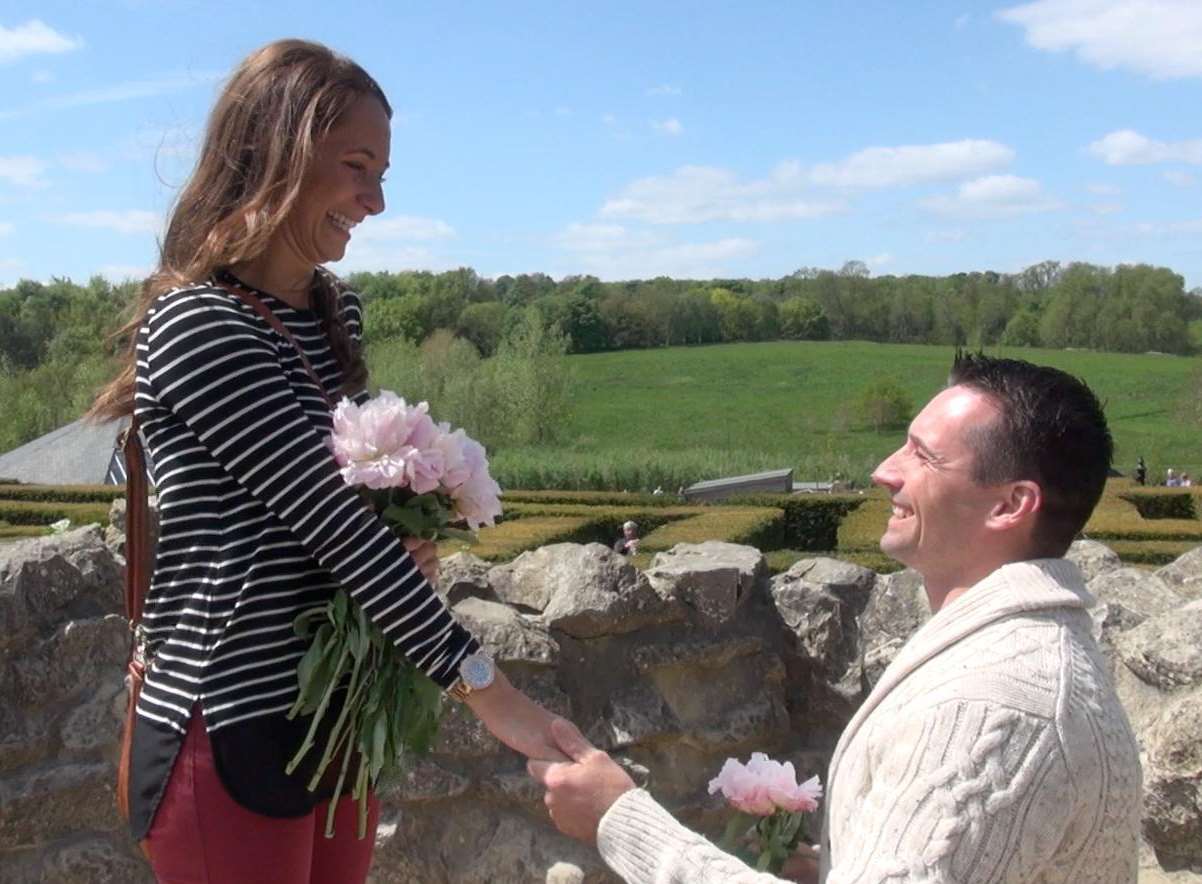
[0,762,116,850]
[1066,539,1122,584]
[490,544,682,639]
[0,527,123,652]
[857,568,930,688]
[453,597,559,667]
[1141,686,1202,871]
[440,551,496,606]
[1117,601,1202,692]
[645,542,767,627]
[1155,546,1202,602]
[1088,567,1184,642]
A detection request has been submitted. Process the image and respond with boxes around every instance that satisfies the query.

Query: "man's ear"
[987,480,1041,531]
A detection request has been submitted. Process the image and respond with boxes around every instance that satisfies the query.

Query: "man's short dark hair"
[949,352,1113,557]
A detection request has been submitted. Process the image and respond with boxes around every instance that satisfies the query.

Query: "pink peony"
[708,753,822,817]
[328,393,445,491]
[449,437,503,529]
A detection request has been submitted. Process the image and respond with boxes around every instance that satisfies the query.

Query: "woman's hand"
[403,536,439,585]
[465,669,571,762]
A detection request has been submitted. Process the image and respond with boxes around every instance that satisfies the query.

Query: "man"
[613,520,640,555]
[530,354,1142,883]
[1165,468,1180,487]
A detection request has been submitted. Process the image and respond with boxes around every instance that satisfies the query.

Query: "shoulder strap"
[122,416,152,629]
[121,279,338,629]
[218,281,336,410]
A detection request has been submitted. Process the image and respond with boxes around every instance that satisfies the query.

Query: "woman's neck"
[229,251,316,310]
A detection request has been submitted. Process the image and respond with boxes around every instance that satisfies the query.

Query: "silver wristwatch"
[448,651,496,701]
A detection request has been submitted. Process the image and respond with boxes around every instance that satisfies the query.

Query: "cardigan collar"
[827,558,1092,796]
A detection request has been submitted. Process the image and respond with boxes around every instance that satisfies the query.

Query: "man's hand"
[403,536,439,585]
[780,844,820,884]
[528,718,636,844]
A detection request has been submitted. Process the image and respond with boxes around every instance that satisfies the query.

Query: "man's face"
[871,386,1005,582]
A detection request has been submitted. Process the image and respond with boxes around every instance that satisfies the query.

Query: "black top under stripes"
[127,272,479,838]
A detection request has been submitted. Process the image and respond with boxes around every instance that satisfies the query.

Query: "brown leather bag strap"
[219,282,335,410]
[122,415,152,628]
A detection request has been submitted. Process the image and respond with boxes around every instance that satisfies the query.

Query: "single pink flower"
[708,753,822,817]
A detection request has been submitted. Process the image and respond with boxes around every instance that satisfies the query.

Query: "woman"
[89,39,563,883]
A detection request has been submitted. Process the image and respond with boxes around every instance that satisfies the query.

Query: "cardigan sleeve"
[597,790,793,884]
[143,287,478,688]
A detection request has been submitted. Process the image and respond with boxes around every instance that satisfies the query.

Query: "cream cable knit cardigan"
[596,559,1142,883]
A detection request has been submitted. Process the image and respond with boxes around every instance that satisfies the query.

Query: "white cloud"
[0,222,13,236]
[1088,129,1202,165]
[554,223,657,253]
[554,222,758,279]
[353,215,456,242]
[920,174,1062,217]
[55,210,161,235]
[809,139,1014,188]
[0,155,47,187]
[0,20,82,63]
[1135,218,1202,235]
[651,117,683,136]
[646,84,682,96]
[57,151,108,173]
[997,0,1202,79]
[0,70,222,120]
[600,164,844,224]
[1164,170,1196,187]
[867,252,894,269]
[1086,182,1120,195]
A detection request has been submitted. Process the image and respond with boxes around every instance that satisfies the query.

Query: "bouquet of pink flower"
[328,391,502,537]
[286,392,502,839]
[710,752,823,874]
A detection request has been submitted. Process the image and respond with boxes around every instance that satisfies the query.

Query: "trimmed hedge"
[0,525,50,540]
[639,506,785,553]
[0,483,123,504]
[440,515,600,561]
[0,500,110,526]
[1103,539,1199,567]
[503,490,683,508]
[1117,489,1198,520]
[724,494,866,550]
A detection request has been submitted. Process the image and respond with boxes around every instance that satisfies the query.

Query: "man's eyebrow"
[909,433,938,458]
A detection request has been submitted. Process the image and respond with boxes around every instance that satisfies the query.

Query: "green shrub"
[639,506,785,553]
[0,500,109,526]
[0,483,123,504]
[858,378,913,431]
[1118,490,1198,520]
[729,494,865,550]
[1103,539,1199,566]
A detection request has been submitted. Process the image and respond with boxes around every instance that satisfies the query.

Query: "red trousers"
[145,708,379,884]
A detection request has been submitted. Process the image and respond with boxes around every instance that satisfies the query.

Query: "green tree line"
[2,261,1200,455]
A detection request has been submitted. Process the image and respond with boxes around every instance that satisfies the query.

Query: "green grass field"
[489,340,1201,490]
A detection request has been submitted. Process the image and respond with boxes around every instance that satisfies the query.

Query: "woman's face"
[282,94,391,268]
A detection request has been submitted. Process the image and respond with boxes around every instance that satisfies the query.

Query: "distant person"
[613,520,640,555]
[1166,468,1180,487]
[1134,456,1147,486]
[530,353,1141,884]
[1182,473,1193,487]
[652,486,664,496]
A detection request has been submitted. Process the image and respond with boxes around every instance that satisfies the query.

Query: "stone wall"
[1,529,1200,882]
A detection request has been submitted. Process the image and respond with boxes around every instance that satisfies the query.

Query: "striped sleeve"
[144,288,478,688]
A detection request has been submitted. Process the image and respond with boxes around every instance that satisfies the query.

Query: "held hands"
[528,718,636,845]
[464,669,572,763]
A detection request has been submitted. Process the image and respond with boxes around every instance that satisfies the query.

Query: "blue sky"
[2,0,1201,288]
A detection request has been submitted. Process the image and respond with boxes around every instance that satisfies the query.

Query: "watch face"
[461,653,495,689]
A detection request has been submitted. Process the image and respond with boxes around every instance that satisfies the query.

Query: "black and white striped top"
[127,273,478,836]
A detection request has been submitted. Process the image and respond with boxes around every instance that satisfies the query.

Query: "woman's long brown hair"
[88,39,385,421]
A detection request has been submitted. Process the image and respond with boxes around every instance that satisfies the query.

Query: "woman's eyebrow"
[347,147,389,168]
